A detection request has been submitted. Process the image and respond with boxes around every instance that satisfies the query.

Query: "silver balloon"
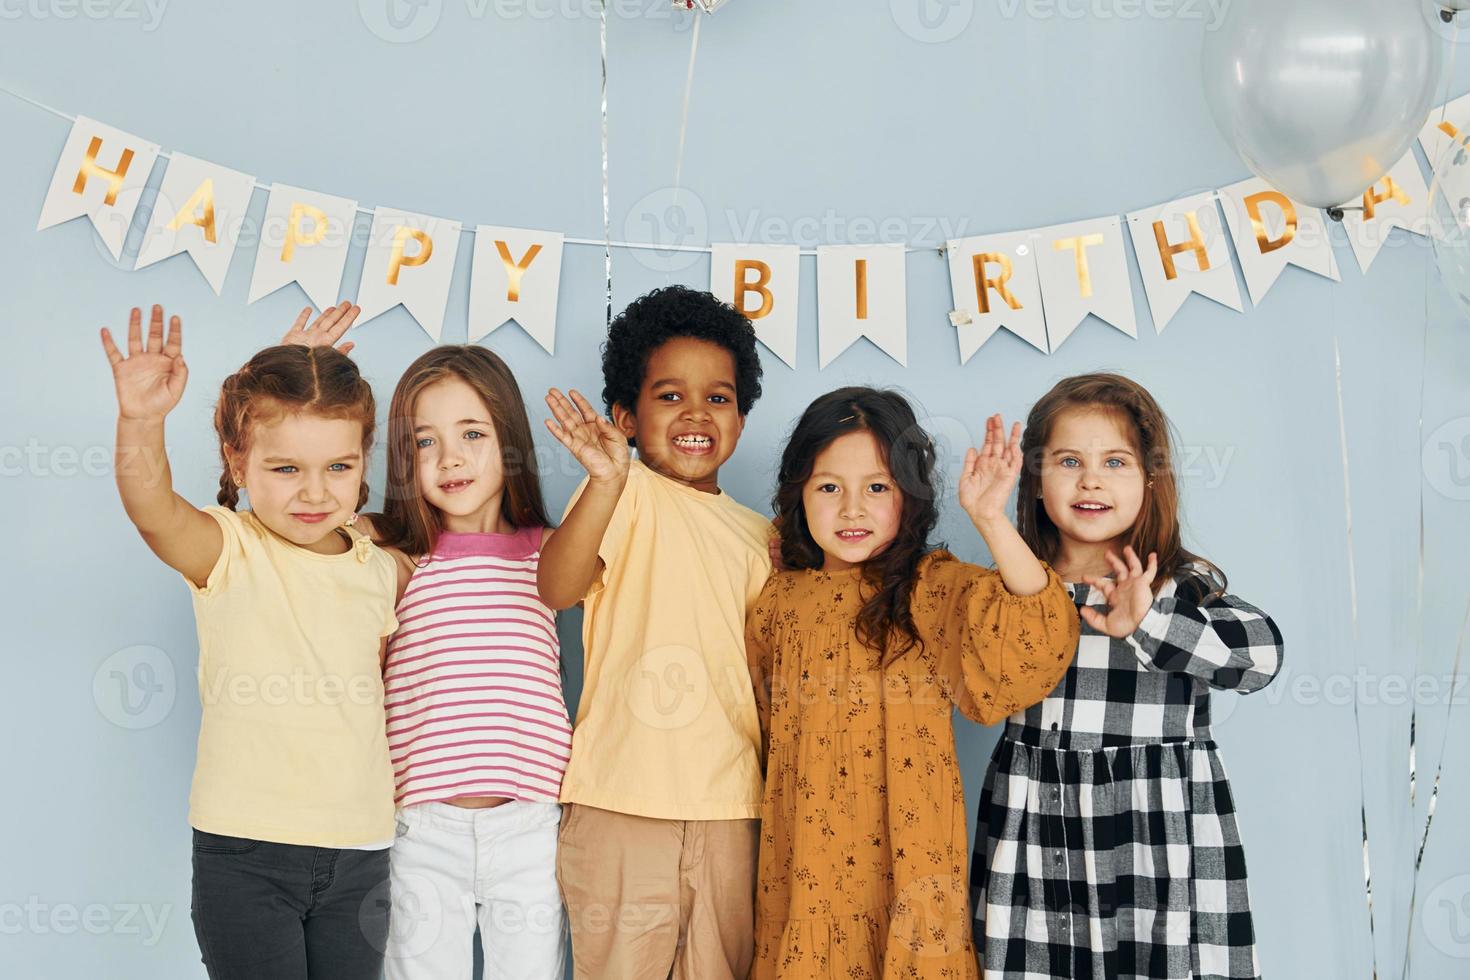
[1203,0,1444,209]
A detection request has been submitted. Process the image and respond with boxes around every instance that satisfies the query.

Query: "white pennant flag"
[1341,153,1430,274]
[815,244,907,368]
[1033,215,1137,350]
[1126,192,1243,332]
[248,183,358,310]
[711,243,800,369]
[945,231,1048,360]
[37,116,160,260]
[357,207,462,343]
[1217,177,1339,306]
[1417,93,1470,170]
[133,153,255,294]
[469,226,564,353]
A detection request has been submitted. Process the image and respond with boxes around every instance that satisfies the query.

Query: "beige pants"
[555,804,758,980]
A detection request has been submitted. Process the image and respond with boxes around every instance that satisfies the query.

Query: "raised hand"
[100,305,188,422]
[1079,547,1159,637]
[544,387,630,486]
[957,414,1023,527]
[280,301,359,355]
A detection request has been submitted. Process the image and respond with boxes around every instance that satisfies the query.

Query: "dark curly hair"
[600,285,764,441]
[773,387,940,665]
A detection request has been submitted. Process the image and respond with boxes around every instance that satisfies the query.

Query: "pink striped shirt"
[383,527,571,808]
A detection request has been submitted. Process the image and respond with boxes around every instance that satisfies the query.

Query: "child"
[746,387,1080,979]
[101,306,399,978]
[279,308,573,978]
[970,373,1284,980]
[538,285,772,980]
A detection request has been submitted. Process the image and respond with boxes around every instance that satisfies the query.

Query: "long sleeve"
[915,552,1080,727]
[1126,568,1284,693]
[745,576,780,765]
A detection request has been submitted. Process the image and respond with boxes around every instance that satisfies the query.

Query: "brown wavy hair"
[367,346,551,560]
[213,345,376,511]
[1019,373,1224,596]
[774,387,939,664]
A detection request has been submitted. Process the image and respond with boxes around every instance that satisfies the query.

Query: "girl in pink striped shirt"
[307,329,573,979]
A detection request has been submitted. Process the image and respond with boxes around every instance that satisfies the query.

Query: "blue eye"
[1105,457,1125,468]
[272,466,297,474]
[416,437,434,449]
[329,463,351,472]
[1060,457,1079,468]
[464,430,484,440]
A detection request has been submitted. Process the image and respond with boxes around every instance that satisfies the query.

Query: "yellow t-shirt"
[184,506,399,847]
[560,460,774,820]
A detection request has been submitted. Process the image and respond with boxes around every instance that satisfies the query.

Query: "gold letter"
[1053,234,1104,298]
[387,227,433,286]
[1242,191,1296,255]
[732,259,773,320]
[855,258,869,320]
[72,136,135,207]
[1152,213,1210,281]
[495,241,543,303]
[972,253,1022,314]
[167,179,218,244]
[1362,177,1411,221]
[282,203,328,262]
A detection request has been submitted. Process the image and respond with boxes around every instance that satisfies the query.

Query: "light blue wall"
[2,2,1468,977]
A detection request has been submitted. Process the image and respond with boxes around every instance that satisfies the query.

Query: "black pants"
[191,829,391,980]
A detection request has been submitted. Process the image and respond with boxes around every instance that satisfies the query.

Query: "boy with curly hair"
[539,285,772,980]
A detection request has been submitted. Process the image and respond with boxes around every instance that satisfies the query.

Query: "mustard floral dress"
[745,551,1079,980]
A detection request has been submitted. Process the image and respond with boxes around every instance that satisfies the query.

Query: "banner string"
[0,81,933,258]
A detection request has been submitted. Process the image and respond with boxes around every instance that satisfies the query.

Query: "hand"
[1079,547,1159,637]
[100,305,188,422]
[958,414,1023,527]
[544,388,630,487]
[280,301,359,355]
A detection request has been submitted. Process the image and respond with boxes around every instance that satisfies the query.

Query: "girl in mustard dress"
[746,387,1081,979]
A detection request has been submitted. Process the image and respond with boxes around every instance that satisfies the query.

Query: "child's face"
[613,337,745,494]
[412,378,506,529]
[802,431,903,572]
[233,413,365,554]
[1039,408,1146,550]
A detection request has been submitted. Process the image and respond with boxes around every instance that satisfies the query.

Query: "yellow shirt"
[185,507,399,847]
[560,460,774,820]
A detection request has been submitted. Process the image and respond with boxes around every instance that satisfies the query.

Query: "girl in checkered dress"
[970,374,1283,980]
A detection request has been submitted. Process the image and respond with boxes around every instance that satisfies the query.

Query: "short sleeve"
[913,552,1080,727]
[560,466,640,598]
[185,506,242,598]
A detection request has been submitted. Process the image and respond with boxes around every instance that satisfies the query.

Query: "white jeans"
[384,800,567,980]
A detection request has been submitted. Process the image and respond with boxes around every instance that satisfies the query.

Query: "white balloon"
[1203,0,1445,209]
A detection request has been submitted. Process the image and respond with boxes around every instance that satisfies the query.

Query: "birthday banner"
[35,108,1448,368]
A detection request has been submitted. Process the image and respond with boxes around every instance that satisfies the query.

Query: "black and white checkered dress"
[969,566,1283,980]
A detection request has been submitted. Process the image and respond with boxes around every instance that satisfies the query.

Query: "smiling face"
[802,430,904,572]
[411,377,506,532]
[231,412,365,554]
[1039,407,1147,552]
[612,336,745,494]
